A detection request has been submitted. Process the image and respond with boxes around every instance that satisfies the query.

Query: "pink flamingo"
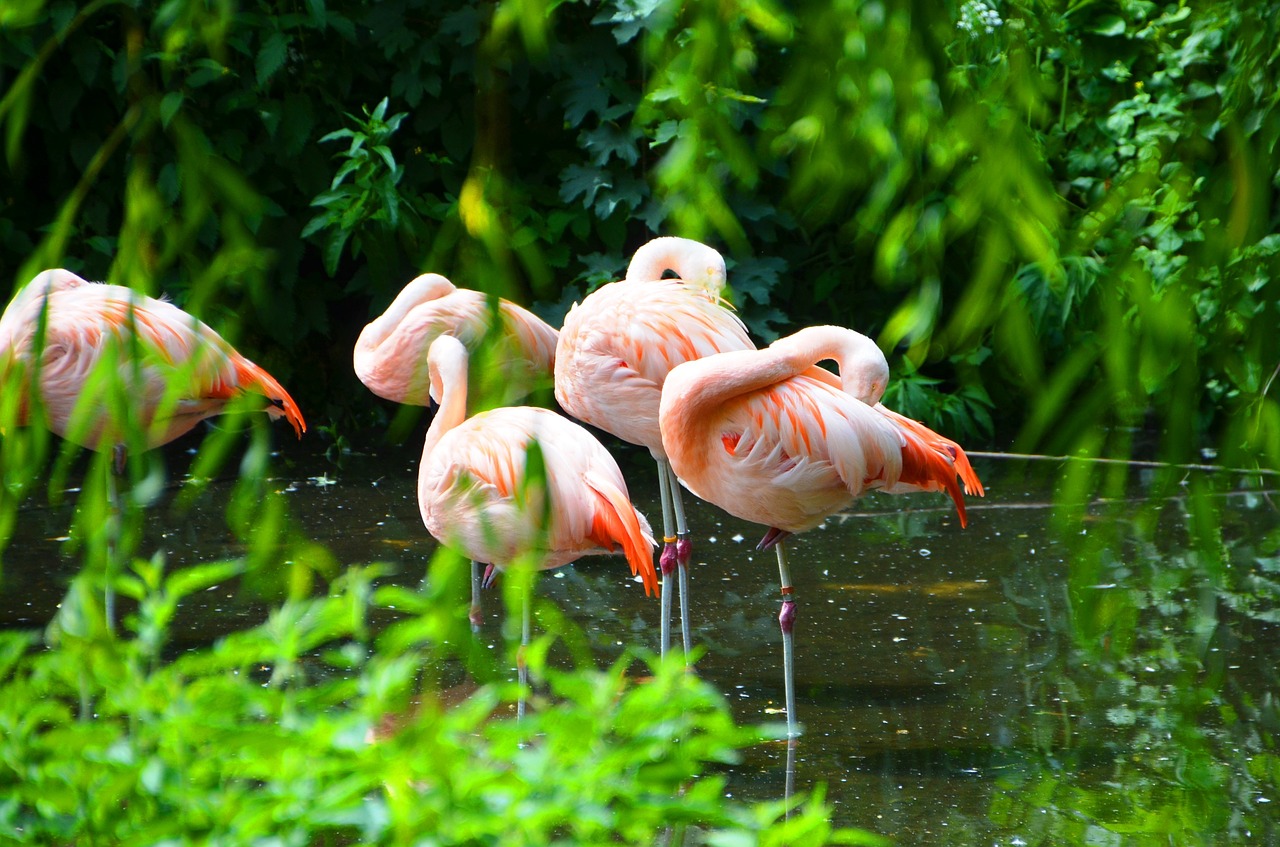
[0,268,306,459]
[658,325,984,737]
[354,273,558,407]
[1,267,307,631]
[418,334,658,701]
[554,236,754,657]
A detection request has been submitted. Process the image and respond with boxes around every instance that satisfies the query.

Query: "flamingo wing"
[705,376,904,532]
[419,408,657,593]
[93,288,306,441]
[4,274,303,450]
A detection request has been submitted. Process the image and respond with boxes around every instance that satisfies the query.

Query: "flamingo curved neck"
[359,274,457,351]
[625,237,727,298]
[772,325,889,405]
[420,335,469,465]
[670,325,888,420]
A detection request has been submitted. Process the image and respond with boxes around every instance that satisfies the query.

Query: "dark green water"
[3,438,1278,845]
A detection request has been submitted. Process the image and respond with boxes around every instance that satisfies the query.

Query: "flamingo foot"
[757,527,791,551]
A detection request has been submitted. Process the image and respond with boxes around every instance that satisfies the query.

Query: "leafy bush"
[0,556,883,845]
[5,0,1278,457]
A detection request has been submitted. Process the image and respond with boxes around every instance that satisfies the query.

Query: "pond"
[2,434,1278,845]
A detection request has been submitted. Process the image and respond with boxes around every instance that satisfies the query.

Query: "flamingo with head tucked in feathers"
[354,273,558,407]
[418,334,657,706]
[658,324,984,738]
[554,236,754,659]
[0,267,307,633]
[0,268,305,460]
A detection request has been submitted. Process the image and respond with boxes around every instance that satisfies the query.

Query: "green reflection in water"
[1,446,1276,845]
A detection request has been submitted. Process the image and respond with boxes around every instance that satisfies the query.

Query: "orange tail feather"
[883,409,985,528]
[586,475,658,597]
[232,357,307,437]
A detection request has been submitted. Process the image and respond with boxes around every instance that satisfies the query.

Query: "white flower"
[957,0,1003,38]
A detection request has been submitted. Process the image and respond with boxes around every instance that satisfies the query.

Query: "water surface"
[3,438,1277,845]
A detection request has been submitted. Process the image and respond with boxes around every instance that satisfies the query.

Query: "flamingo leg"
[517,587,531,721]
[656,460,678,658]
[784,737,798,819]
[104,450,125,635]
[775,540,799,739]
[668,466,693,657]
[469,560,483,632]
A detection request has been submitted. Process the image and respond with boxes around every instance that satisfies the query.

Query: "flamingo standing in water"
[418,334,658,702]
[0,267,307,631]
[354,273,558,407]
[658,325,984,737]
[0,268,306,458]
[554,237,755,658]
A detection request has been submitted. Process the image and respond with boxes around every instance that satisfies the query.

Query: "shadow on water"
[2,436,1278,845]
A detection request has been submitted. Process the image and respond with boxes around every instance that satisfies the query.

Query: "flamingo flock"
[0,240,984,738]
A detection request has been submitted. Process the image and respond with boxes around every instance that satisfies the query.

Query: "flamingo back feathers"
[0,271,305,449]
[354,278,558,407]
[555,277,753,456]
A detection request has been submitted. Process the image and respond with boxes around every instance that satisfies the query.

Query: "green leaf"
[564,77,612,127]
[582,124,639,167]
[256,31,290,86]
[318,128,357,144]
[323,229,350,275]
[166,560,245,601]
[1092,15,1126,36]
[159,91,184,128]
[559,164,610,207]
[331,158,363,189]
[300,213,332,239]
[371,144,398,172]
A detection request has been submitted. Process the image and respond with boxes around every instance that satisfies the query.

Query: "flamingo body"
[659,324,984,736]
[0,268,305,452]
[553,236,754,656]
[418,334,657,594]
[355,273,558,406]
[659,325,984,534]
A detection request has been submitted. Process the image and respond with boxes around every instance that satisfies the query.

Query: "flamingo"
[0,268,306,458]
[554,236,755,658]
[0,267,307,632]
[658,325,984,737]
[417,334,658,702]
[354,273,559,407]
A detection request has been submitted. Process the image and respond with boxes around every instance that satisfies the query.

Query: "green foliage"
[0,555,876,845]
[3,2,1280,836]
[304,96,432,279]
